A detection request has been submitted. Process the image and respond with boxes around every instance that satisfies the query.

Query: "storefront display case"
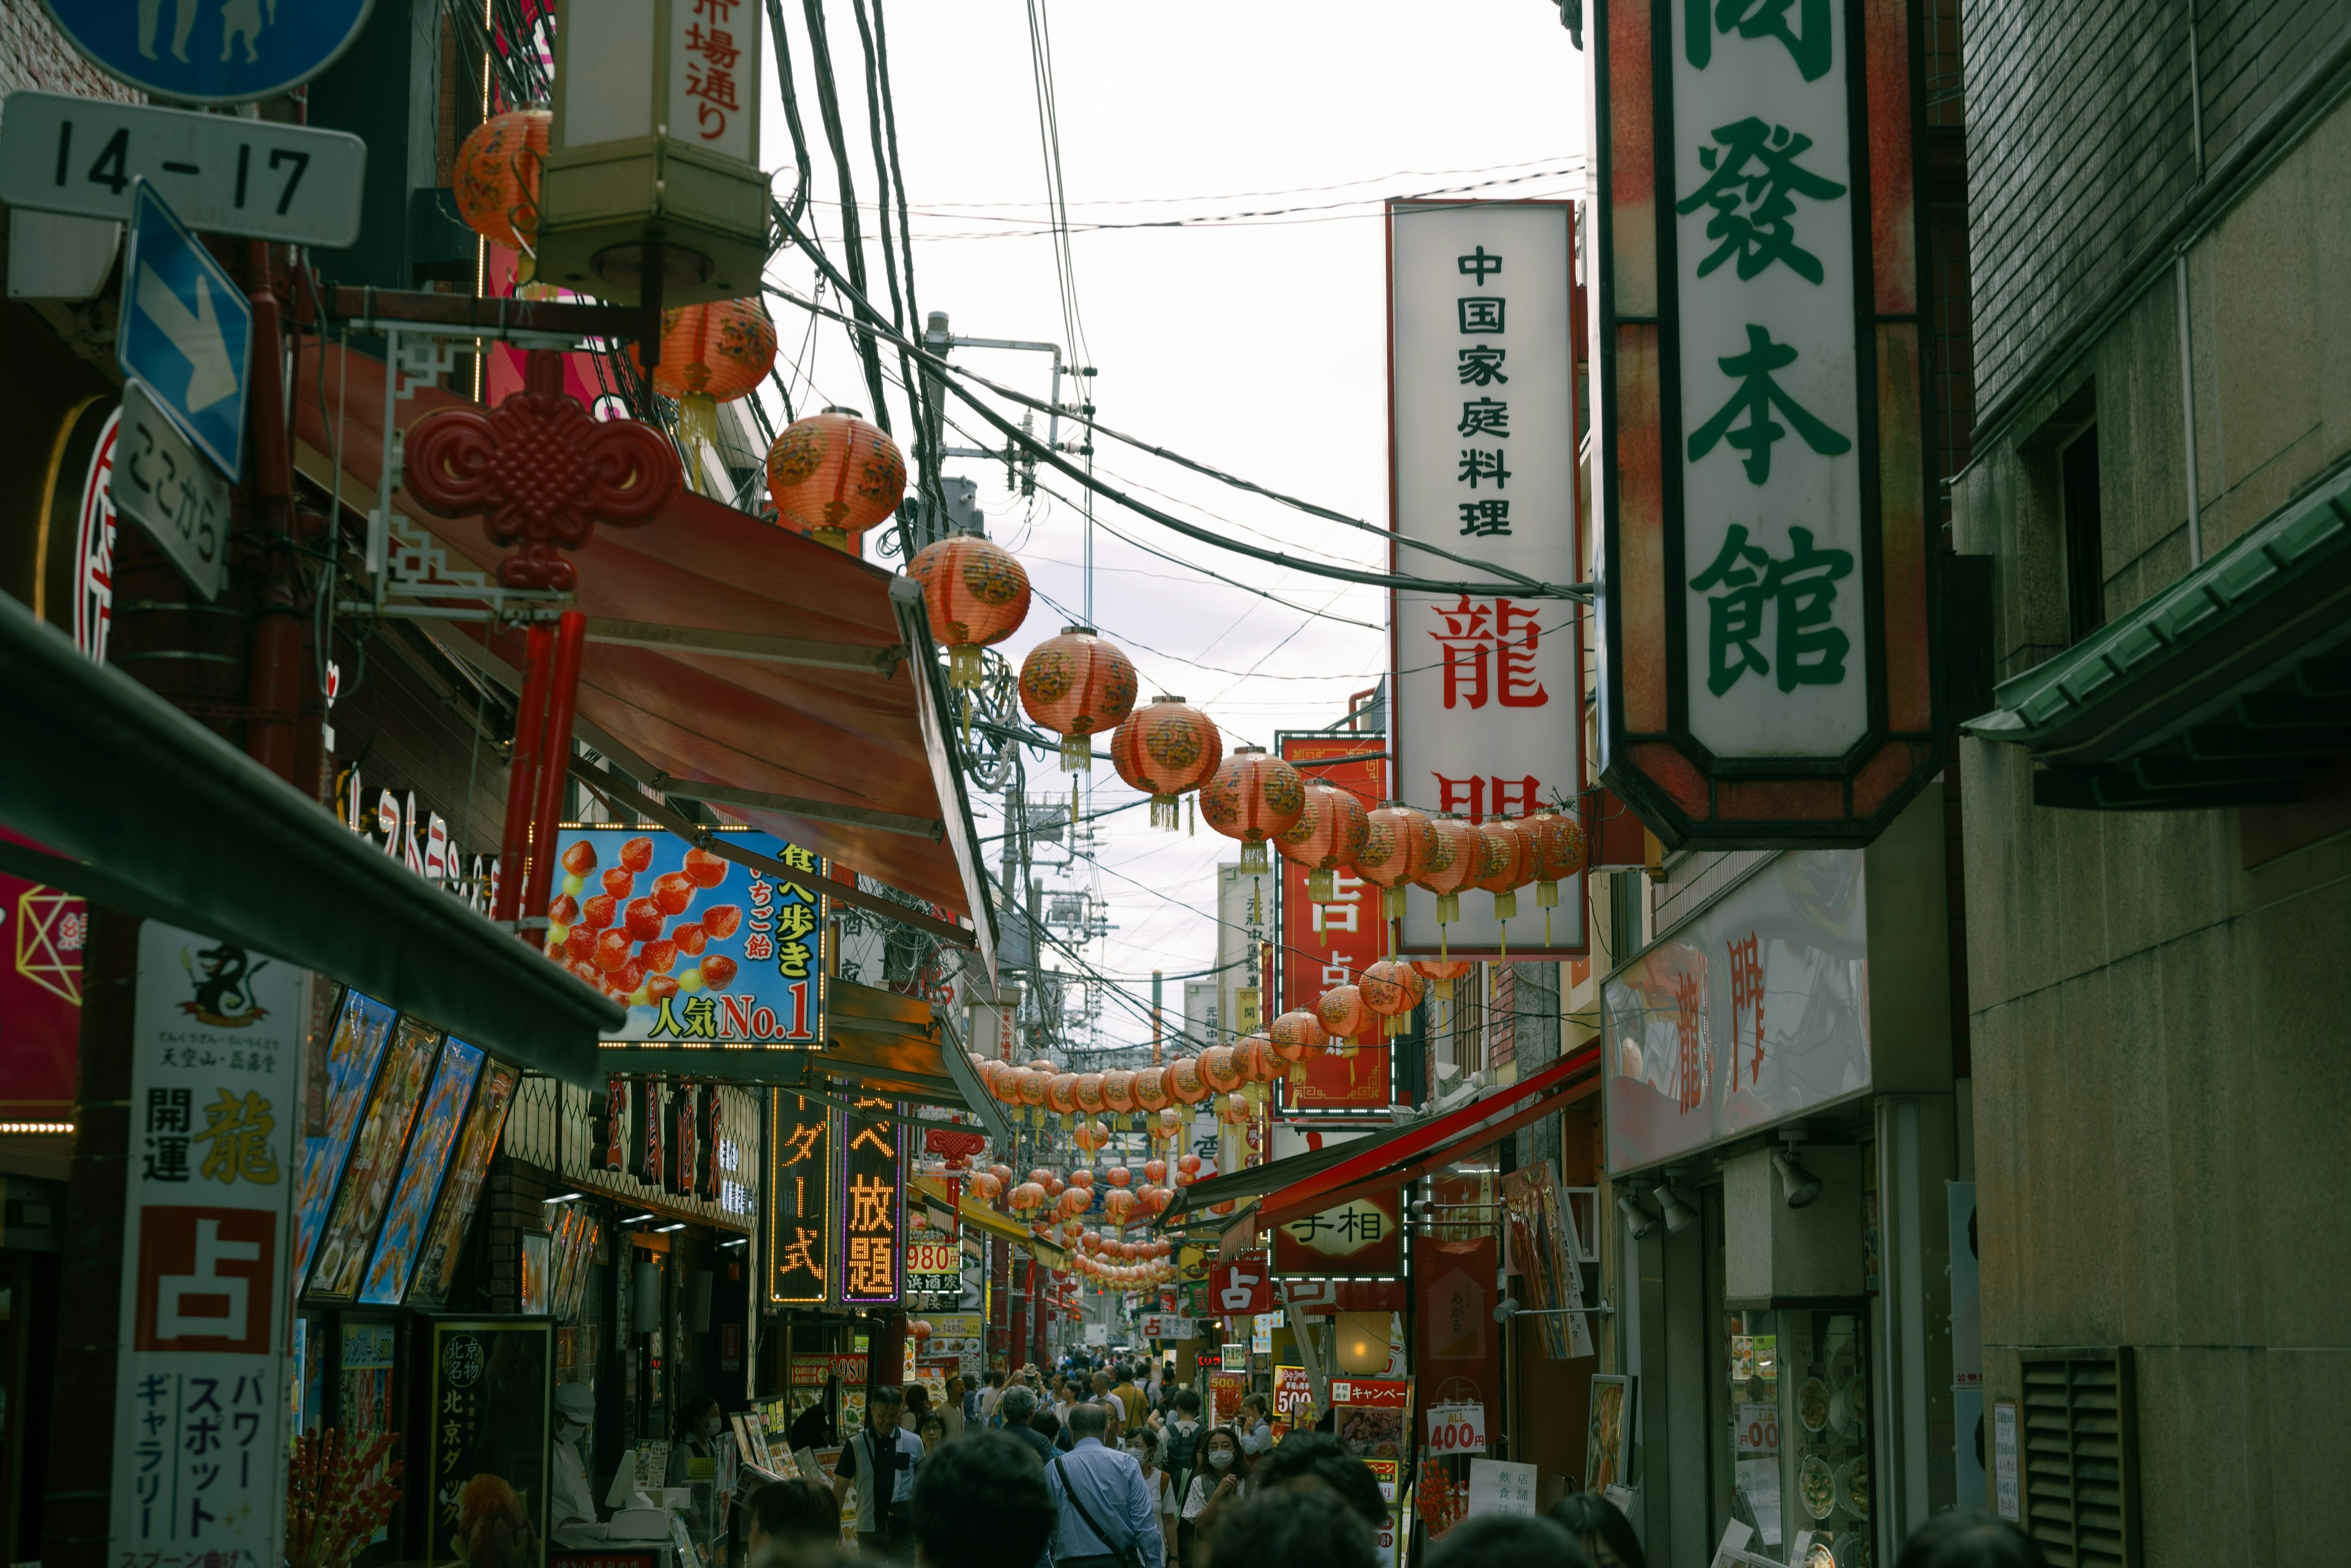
[1722,1308,1873,1567]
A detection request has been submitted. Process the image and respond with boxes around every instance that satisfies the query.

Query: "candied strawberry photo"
[563,926,597,965]
[701,955,738,991]
[601,867,634,899]
[642,938,678,974]
[701,904,743,939]
[647,972,681,1002]
[621,835,655,872]
[651,871,696,915]
[624,897,665,942]
[560,839,598,876]
[547,893,580,926]
[594,929,631,970]
[683,847,729,888]
[671,921,707,956]
[580,893,617,931]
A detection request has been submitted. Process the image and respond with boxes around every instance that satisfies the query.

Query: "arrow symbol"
[135,260,238,414]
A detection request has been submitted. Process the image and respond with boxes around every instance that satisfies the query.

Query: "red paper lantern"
[632,298,778,457]
[1016,1065,1052,1124]
[1110,695,1224,830]
[1414,814,1483,948]
[1197,1045,1242,1096]
[1177,1153,1202,1177]
[1521,808,1590,943]
[1008,1181,1046,1214]
[1356,802,1439,927]
[989,1163,1014,1188]
[1132,1068,1170,1116]
[1101,1068,1138,1123]
[1104,1189,1138,1224]
[1473,817,1536,936]
[1276,779,1371,901]
[767,407,907,550]
[1074,1072,1106,1117]
[1143,1157,1169,1184]
[1360,959,1426,1038]
[907,534,1032,690]
[1105,1165,1133,1188]
[909,1319,933,1341]
[1069,1168,1095,1188]
[1414,958,1473,982]
[1217,1090,1252,1127]
[968,1171,1003,1202]
[1154,1106,1185,1144]
[1198,746,1307,874]
[1269,1010,1329,1084]
[453,108,550,259]
[1020,626,1139,771]
[1317,984,1370,1050]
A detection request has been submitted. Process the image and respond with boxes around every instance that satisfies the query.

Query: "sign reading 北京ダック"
[40,0,375,105]
[1387,201,1587,958]
[1593,0,1945,846]
[111,921,302,1568]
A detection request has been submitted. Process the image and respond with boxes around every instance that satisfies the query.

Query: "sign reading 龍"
[1592,0,1944,845]
[1388,201,1588,956]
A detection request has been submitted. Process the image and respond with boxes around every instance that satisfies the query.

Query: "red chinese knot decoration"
[403,349,677,590]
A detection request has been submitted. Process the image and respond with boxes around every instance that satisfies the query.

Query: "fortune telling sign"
[1591,0,1944,845]
[1387,201,1589,956]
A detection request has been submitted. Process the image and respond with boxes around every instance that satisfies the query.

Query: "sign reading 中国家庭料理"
[1386,201,1589,957]
[1592,0,1944,846]
[111,921,302,1568]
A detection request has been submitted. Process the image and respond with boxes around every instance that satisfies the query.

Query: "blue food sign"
[546,826,827,1058]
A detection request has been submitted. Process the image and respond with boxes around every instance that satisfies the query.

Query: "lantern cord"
[761,261,1589,601]
[848,0,943,533]
[864,0,950,525]
[795,0,899,451]
[762,0,814,228]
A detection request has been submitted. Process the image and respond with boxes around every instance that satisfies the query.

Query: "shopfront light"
[542,1191,585,1204]
[1772,1149,1823,1210]
[1616,1188,1659,1241]
[1652,1182,1698,1236]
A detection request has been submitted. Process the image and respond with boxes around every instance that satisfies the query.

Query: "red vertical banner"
[1415,1237,1502,1411]
[1277,735,1390,1110]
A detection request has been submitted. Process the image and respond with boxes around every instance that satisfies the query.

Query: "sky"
[749,1,1589,1046]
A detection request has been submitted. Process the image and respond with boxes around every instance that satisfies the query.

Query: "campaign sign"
[41,0,375,106]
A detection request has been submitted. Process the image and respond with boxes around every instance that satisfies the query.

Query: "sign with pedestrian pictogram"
[40,0,376,106]
[0,93,366,246]
[118,180,250,479]
[1591,0,1945,845]
[110,921,302,1568]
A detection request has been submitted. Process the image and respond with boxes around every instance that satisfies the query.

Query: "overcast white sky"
[752,1,1588,1043]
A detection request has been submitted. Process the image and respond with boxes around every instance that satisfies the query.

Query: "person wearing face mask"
[667,1396,727,1544]
[1122,1427,1179,1563]
[1177,1426,1251,1568]
[550,1383,601,1529]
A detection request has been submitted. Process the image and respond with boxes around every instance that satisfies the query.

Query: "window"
[2061,427,2104,644]
[2020,1349,2140,1566]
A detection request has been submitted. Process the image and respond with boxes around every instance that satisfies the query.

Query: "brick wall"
[0,0,143,100]
[1965,0,2348,422]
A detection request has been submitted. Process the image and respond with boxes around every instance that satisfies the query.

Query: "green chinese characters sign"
[1592,0,1945,844]
[546,824,830,1081]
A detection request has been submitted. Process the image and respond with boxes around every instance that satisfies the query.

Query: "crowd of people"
[736,1356,2050,1568]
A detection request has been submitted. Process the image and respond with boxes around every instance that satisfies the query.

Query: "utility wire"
[763,0,816,226]
[796,0,896,447]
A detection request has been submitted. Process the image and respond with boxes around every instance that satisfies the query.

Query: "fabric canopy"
[290,342,994,971]
[0,593,623,1084]
[1166,1045,1603,1232]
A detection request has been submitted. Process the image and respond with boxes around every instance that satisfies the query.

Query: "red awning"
[1170,1045,1602,1233]
[291,342,991,961]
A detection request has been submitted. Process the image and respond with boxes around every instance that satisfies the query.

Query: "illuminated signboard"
[1277,735,1392,1111]
[768,1090,831,1305]
[838,1097,904,1307]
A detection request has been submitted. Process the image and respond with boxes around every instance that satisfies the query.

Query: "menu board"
[358,1037,486,1304]
[421,1319,550,1568]
[408,1063,522,1309]
[292,991,396,1288]
[309,1018,443,1300]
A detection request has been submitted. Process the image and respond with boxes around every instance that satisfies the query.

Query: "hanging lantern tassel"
[1188,794,1196,835]
[1537,877,1560,947]
[1152,792,1180,832]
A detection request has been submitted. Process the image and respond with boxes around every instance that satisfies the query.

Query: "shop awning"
[291,342,996,975]
[1164,1045,1602,1232]
[1962,462,2351,808]
[0,593,623,1084]
[912,1174,1048,1249]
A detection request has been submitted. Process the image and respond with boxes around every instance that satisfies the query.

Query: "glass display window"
[1723,1307,1872,1566]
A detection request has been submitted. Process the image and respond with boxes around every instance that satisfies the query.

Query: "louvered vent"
[2020,1350,2140,1567]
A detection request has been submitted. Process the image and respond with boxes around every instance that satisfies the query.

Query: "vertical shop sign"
[838,1098,904,1305]
[1415,1237,1502,1416]
[1277,736,1393,1109]
[1592,0,1943,844]
[110,921,302,1568]
[1387,200,1589,956]
[768,1091,830,1304]
[698,1084,723,1201]
[423,1319,551,1566]
[634,1078,663,1184]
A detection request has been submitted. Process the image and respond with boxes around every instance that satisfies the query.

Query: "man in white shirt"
[833,1386,924,1556]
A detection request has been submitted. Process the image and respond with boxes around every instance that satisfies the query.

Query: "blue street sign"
[40,0,373,106]
[118,179,251,479]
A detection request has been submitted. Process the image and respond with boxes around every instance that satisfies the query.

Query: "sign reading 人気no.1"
[1387,200,1588,958]
[1592,0,1944,846]
[112,921,302,1568]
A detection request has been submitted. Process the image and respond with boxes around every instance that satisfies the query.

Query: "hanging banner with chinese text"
[420,1319,550,1567]
[111,921,303,1568]
[1272,1188,1404,1279]
[836,1097,904,1306]
[767,1090,831,1304]
[1592,0,1943,845]
[550,825,828,1078]
[1277,735,1392,1109]
[1387,201,1589,956]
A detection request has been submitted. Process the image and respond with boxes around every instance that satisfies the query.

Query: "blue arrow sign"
[119,179,251,479]
[40,0,373,105]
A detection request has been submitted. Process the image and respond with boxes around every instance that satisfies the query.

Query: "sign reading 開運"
[1387,200,1588,957]
[1591,0,1944,845]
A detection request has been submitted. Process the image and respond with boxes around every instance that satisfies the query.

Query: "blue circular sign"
[40,0,375,105]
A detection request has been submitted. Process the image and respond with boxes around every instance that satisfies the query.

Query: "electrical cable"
[796,0,896,446]
[866,0,947,522]
[763,0,816,226]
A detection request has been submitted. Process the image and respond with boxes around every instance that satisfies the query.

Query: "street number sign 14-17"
[0,93,366,247]
[40,0,375,106]
[1592,0,1945,846]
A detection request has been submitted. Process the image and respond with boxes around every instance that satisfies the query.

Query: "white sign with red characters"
[1425,1402,1489,1456]
[111,921,304,1568]
[1387,200,1587,958]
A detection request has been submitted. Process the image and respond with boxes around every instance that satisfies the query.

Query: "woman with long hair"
[1177,1425,1253,1567]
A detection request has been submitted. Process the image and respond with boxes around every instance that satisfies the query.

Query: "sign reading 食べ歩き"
[1593,0,1944,846]
[546,825,828,1076]
[111,922,304,1568]
[1387,201,1588,958]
